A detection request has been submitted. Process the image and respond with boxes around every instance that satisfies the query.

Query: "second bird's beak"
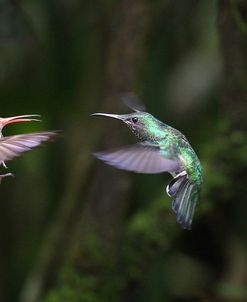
[0,114,41,126]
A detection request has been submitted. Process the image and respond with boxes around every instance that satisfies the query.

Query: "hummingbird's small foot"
[0,173,14,183]
[174,170,187,179]
[0,161,8,169]
[166,170,188,197]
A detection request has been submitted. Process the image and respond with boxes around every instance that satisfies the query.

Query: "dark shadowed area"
[0,1,247,302]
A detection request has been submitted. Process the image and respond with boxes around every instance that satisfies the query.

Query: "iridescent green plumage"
[92,108,203,230]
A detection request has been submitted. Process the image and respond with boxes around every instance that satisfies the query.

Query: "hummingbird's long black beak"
[91,113,125,121]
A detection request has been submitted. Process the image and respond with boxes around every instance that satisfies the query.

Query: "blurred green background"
[0,0,247,301]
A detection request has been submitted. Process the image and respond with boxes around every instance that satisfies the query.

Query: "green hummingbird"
[92,104,203,230]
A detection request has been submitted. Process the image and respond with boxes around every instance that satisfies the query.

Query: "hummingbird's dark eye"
[132,117,138,123]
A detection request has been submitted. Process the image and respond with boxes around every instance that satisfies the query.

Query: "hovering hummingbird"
[92,104,203,230]
[0,114,59,182]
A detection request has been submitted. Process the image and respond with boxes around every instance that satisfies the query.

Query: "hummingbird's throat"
[126,123,146,141]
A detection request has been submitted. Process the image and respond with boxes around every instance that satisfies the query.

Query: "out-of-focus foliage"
[0,1,247,302]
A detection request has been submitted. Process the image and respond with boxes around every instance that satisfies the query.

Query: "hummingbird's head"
[91,111,164,142]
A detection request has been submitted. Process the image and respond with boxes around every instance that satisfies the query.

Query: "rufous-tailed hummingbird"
[92,101,202,230]
[0,114,59,182]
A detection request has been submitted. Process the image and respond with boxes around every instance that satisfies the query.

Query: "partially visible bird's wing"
[94,144,180,174]
[0,131,59,162]
[167,173,200,230]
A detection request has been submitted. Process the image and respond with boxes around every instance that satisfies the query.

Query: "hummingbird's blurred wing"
[121,93,146,112]
[0,131,59,162]
[94,144,179,174]
[167,172,200,230]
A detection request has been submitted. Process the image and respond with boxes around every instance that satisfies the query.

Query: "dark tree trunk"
[218,0,247,130]
[217,0,247,297]
[20,1,150,301]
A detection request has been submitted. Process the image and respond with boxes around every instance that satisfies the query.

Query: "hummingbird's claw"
[0,173,14,184]
[1,160,8,169]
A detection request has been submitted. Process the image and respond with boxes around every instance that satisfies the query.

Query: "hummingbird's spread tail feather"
[167,173,199,230]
